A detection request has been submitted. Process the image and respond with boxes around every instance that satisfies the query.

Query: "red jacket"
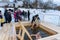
[17,10,22,15]
[14,10,22,18]
[14,12,17,18]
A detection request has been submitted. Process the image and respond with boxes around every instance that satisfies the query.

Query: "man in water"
[31,24,41,40]
[31,14,41,40]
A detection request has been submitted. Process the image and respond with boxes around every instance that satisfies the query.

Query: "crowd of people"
[0,8,30,27]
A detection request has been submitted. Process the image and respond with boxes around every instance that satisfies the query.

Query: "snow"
[0,8,60,25]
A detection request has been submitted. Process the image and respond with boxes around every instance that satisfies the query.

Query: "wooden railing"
[39,23,57,35]
[0,21,57,40]
[16,21,32,40]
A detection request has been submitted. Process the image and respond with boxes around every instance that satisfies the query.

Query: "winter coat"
[7,12,12,20]
[4,10,8,19]
[14,12,17,18]
[0,14,2,19]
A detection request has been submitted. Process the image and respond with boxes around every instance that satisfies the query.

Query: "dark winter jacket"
[0,14,2,19]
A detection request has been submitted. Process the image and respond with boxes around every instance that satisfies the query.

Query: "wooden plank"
[4,35,8,40]
[0,23,16,40]
[17,34,22,40]
[39,24,57,35]
[18,21,32,40]
[21,30,25,40]
[11,23,17,40]
[3,33,8,40]
[0,34,3,40]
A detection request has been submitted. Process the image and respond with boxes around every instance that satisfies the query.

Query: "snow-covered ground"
[0,8,60,26]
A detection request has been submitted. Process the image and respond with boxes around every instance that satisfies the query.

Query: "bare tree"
[43,0,54,9]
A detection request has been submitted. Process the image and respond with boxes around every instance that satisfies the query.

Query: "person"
[23,11,28,21]
[28,10,30,21]
[14,8,18,22]
[4,8,8,23]
[7,9,12,23]
[0,10,4,27]
[31,24,41,40]
[14,9,22,22]
[21,10,24,20]
[31,14,41,40]
[14,10,17,22]
[17,9,22,15]
[4,9,12,23]
[31,14,40,29]
[21,10,27,21]
[17,9,22,21]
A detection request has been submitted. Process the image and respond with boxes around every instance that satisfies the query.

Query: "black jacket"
[31,16,40,23]
[0,14,2,19]
[4,10,8,18]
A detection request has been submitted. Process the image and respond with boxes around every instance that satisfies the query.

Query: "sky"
[53,0,60,5]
